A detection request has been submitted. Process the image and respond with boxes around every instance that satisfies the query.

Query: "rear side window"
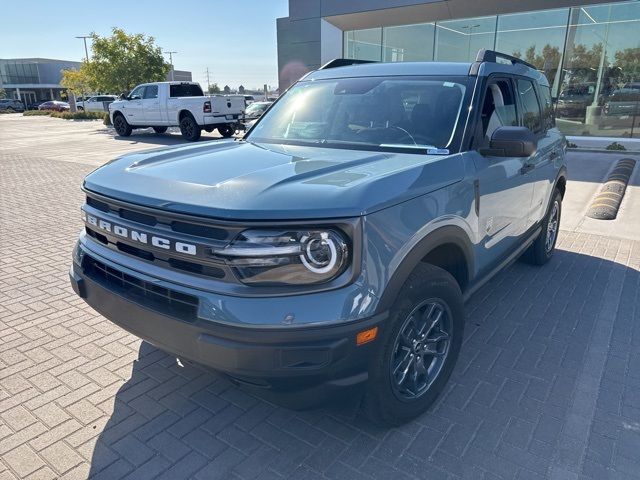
[517,79,542,133]
[143,86,158,99]
[538,85,555,130]
[169,84,204,97]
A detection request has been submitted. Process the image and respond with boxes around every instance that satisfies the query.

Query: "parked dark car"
[38,101,70,112]
[555,83,595,120]
[27,100,47,111]
[599,87,640,129]
[243,101,273,121]
[0,98,25,112]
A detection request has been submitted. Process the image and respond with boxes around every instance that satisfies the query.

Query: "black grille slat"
[86,197,110,213]
[119,208,157,226]
[84,256,199,322]
[171,221,228,240]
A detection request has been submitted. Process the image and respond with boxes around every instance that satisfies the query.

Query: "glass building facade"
[0,58,81,106]
[344,1,640,138]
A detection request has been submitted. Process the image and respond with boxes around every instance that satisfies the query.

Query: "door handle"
[520,163,534,175]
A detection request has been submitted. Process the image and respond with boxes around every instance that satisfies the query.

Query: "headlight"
[212,229,349,286]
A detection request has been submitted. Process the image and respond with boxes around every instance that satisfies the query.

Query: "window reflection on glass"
[435,16,496,62]
[344,28,382,61]
[558,1,640,137]
[382,23,435,62]
[495,8,569,95]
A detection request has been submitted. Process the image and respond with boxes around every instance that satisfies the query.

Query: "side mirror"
[483,126,537,157]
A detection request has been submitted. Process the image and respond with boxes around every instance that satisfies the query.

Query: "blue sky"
[0,0,289,90]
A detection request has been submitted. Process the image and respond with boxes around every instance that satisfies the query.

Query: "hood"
[83,140,465,220]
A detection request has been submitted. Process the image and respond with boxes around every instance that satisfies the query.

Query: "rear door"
[472,76,535,265]
[516,79,561,228]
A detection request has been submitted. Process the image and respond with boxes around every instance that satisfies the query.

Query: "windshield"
[247,76,470,152]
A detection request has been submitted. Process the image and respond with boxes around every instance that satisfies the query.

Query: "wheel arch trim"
[376,224,475,314]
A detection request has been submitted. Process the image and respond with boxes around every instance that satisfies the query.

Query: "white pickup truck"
[108,82,245,141]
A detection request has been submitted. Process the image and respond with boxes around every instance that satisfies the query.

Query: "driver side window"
[480,79,518,145]
[129,86,145,99]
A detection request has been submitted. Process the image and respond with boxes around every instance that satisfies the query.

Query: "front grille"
[84,255,199,322]
[86,195,235,239]
[83,193,239,281]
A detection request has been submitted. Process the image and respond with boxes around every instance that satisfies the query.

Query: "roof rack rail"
[319,58,377,70]
[471,49,537,74]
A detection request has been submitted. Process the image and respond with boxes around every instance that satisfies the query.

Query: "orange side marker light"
[356,327,378,346]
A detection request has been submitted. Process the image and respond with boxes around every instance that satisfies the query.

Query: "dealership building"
[1,58,193,106]
[277,0,640,138]
[0,58,81,106]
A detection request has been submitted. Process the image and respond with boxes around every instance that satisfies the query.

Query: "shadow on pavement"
[88,246,638,479]
[93,126,227,147]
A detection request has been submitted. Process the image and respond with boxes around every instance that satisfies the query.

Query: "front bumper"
[70,247,384,407]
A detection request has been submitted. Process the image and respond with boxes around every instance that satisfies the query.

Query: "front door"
[141,85,162,124]
[122,85,145,125]
[20,91,36,108]
[472,77,535,269]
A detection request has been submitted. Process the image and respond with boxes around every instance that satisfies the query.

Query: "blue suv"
[70,50,567,425]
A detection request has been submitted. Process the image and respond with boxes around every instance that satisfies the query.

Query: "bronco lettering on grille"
[81,211,197,255]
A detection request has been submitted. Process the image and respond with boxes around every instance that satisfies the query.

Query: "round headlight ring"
[299,232,341,274]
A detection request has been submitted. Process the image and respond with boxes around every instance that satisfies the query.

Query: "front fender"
[375,222,475,313]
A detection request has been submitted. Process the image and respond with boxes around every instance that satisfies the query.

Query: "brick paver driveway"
[1,115,640,479]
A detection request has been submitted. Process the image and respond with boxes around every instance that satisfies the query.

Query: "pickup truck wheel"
[113,114,132,137]
[524,190,562,265]
[180,115,201,141]
[362,264,463,426]
[218,124,234,138]
[152,126,167,134]
[204,126,214,133]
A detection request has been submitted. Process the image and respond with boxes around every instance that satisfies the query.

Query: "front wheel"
[179,115,201,141]
[152,126,167,134]
[362,264,464,426]
[523,190,562,265]
[217,124,234,138]
[113,114,132,137]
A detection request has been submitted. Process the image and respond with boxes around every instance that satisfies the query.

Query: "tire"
[152,126,168,134]
[113,113,132,137]
[179,115,201,141]
[523,190,562,265]
[217,124,234,138]
[204,126,214,133]
[362,263,464,426]
[77,106,84,111]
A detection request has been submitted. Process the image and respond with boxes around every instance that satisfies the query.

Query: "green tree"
[60,62,93,96]
[238,85,245,94]
[223,85,231,94]
[0,88,6,99]
[207,83,221,94]
[613,47,640,85]
[62,28,170,95]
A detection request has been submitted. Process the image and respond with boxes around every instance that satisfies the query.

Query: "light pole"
[74,35,91,111]
[461,24,481,61]
[75,35,91,61]
[163,50,178,81]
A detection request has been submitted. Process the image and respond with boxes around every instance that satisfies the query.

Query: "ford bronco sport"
[70,50,567,425]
